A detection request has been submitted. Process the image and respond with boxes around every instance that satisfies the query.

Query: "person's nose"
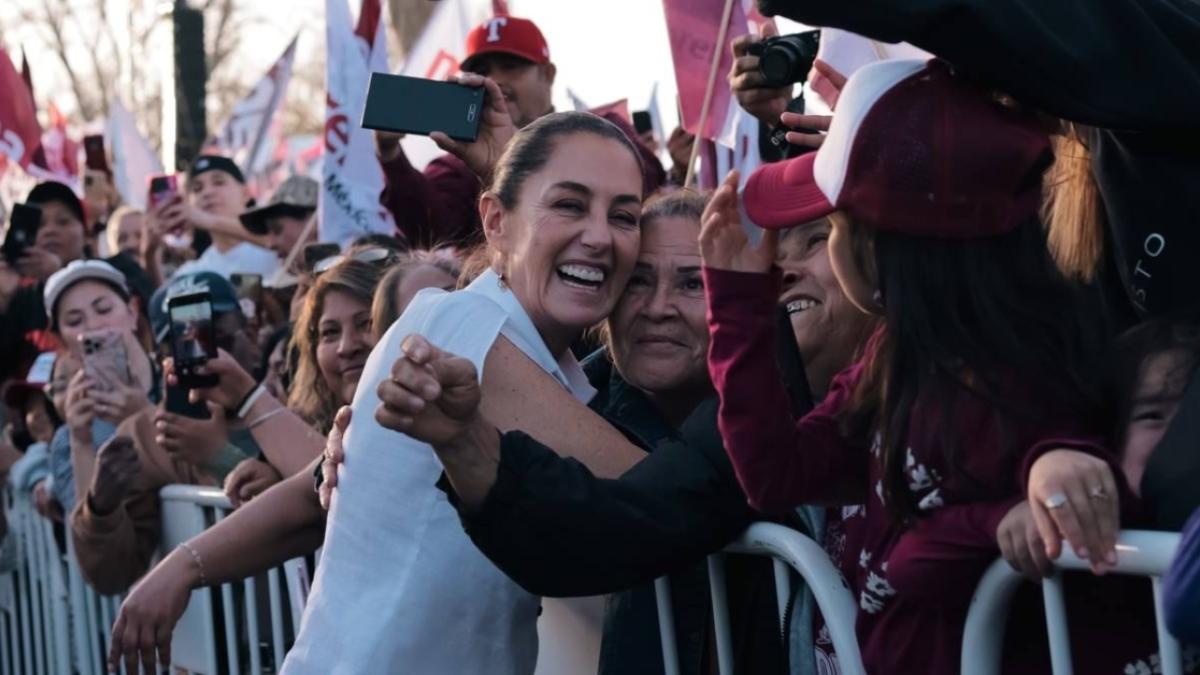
[642,280,679,321]
[578,210,615,257]
[338,324,366,358]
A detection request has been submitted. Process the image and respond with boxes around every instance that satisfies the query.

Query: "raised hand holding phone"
[428,73,517,183]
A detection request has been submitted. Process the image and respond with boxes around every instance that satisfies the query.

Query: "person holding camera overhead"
[376,15,664,249]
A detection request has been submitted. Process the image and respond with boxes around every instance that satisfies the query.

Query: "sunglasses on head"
[312,247,397,275]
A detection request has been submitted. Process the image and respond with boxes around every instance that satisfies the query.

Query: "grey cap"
[239,175,318,235]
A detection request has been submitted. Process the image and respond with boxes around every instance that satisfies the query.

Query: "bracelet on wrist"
[179,541,209,587]
[234,384,267,420]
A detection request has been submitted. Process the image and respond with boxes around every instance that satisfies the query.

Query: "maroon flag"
[0,46,44,169]
[661,0,749,140]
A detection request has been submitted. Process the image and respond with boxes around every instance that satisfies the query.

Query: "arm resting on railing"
[178,461,326,586]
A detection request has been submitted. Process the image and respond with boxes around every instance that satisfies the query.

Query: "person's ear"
[480,192,508,249]
[541,62,557,86]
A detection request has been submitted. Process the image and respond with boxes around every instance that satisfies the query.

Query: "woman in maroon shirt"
[700,59,1126,674]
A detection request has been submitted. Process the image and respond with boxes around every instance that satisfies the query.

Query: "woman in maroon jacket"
[700,59,1126,674]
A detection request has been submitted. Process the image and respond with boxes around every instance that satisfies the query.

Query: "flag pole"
[684,0,737,188]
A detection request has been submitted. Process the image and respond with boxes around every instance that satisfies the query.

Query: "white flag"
[320,0,395,246]
[105,99,163,210]
[214,35,298,176]
[394,0,494,171]
[810,29,930,109]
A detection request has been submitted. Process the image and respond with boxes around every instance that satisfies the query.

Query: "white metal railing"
[160,484,311,675]
[962,529,1183,675]
[0,484,309,675]
[656,521,867,675]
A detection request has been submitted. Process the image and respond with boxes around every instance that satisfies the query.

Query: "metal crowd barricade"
[0,483,308,675]
[961,529,1183,675]
[160,484,311,675]
[655,521,868,675]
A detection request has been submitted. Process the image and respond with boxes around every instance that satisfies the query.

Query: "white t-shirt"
[283,268,597,675]
[172,241,279,280]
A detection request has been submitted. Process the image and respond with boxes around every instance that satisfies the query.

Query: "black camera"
[748,31,821,88]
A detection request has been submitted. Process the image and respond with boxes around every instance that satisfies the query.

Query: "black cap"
[189,155,246,184]
[26,181,86,225]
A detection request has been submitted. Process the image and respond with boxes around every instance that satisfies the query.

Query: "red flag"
[661,0,749,141]
[0,46,44,169]
[29,101,80,183]
[588,99,632,126]
[20,48,33,99]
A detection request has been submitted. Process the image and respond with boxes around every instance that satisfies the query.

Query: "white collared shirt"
[284,269,595,675]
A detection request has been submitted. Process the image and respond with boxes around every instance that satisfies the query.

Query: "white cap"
[44,260,130,324]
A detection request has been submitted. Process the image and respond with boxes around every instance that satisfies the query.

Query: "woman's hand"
[65,370,97,446]
[16,246,64,282]
[699,170,778,273]
[997,501,1053,579]
[224,457,282,509]
[1028,449,1120,574]
[155,404,228,467]
[429,73,516,184]
[166,350,258,412]
[108,547,198,674]
[89,377,152,425]
[32,480,64,522]
[375,334,482,446]
[318,407,351,511]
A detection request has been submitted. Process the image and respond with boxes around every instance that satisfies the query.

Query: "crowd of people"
[1,3,1199,674]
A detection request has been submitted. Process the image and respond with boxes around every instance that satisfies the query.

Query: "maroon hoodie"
[703,265,1141,674]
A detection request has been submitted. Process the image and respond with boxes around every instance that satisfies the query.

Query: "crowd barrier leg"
[962,530,1184,675]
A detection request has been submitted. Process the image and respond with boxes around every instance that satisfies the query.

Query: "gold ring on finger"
[1044,492,1069,510]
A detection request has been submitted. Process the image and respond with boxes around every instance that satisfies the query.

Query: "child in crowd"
[700,59,1123,674]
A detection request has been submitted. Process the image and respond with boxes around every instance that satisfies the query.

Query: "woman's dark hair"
[840,218,1110,524]
[489,111,644,210]
[1110,307,1200,452]
[258,324,293,382]
[371,250,462,337]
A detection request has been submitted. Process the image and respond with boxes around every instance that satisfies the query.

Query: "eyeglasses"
[312,247,397,275]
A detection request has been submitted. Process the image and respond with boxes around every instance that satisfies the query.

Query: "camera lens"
[760,46,800,88]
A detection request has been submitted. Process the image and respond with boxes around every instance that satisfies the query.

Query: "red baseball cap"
[743,59,1051,238]
[462,16,550,72]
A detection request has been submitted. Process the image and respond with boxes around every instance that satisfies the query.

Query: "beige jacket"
[69,407,217,595]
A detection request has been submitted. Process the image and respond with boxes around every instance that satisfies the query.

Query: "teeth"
[786,298,820,314]
[557,264,605,284]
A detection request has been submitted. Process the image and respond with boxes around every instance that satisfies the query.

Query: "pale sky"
[2,0,807,132]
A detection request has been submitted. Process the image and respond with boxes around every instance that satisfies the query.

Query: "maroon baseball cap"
[743,59,1051,238]
[462,17,550,72]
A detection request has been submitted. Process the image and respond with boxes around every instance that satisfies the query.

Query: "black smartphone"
[3,203,42,265]
[303,242,341,272]
[168,291,220,388]
[165,379,211,419]
[230,273,263,319]
[632,110,653,136]
[361,73,485,142]
[83,135,108,173]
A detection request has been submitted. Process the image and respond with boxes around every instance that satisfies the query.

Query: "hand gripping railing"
[655,521,866,675]
[961,529,1183,675]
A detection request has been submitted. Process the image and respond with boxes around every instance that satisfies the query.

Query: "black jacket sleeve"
[768,0,1200,130]
[447,400,756,598]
